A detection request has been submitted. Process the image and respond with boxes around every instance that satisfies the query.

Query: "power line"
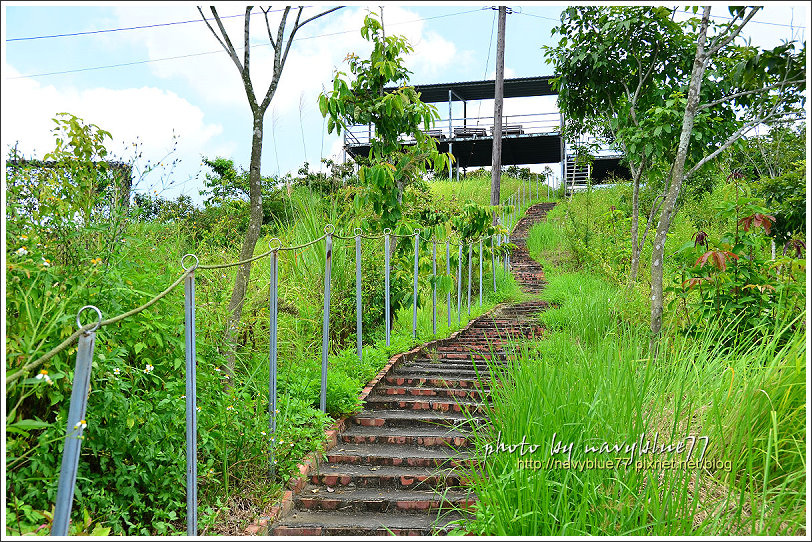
[5,8,286,41]
[517,7,807,29]
[7,8,486,80]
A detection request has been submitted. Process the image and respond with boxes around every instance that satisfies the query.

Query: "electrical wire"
[7,7,487,80]
[5,10,278,42]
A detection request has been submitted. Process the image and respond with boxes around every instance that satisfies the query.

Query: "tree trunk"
[649,7,711,353]
[224,112,265,378]
[628,161,643,285]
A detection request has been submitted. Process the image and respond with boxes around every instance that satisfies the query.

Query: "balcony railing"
[345,112,562,147]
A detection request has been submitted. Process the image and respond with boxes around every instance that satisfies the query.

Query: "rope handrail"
[7,206,528,386]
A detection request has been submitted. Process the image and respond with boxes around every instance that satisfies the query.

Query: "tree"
[198,5,341,376]
[319,11,446,234]
[547,6,805,347]
[648,6,805,347]
[546,7,698,284]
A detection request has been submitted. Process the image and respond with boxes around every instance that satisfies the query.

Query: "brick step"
[374,385,487,401]
[310,464,465,489]
[270,202,554,537]
[272,510,467,536]
[383,375,487,389]
[350,409,484,429]
[392,367,489,379]
[294,486,476,513]
[363,395,485,414]
[340,425,472,448]
[402,360,504,372]
[325,442,473,468]
[423,351,506,361]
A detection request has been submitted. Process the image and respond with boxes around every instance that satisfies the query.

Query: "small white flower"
[41,259,51,267]
[20,235,28,241]
[113,367,121,375]
[16,247,28,256]
[144,364,154,374]
[261,431,267,436]
[180,395,186,399]
[226,405,234,411]
[196,406,202,412]
[73,419,87,430]
[214,367,221,372]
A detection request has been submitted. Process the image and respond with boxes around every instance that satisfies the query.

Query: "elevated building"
[343,75,629,190]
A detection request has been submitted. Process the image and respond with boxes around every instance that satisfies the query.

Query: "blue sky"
[2,2,807,203]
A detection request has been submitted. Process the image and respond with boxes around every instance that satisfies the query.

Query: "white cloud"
[1,64,223,198]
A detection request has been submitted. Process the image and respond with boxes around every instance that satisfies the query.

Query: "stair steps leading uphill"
[271,203,556,535]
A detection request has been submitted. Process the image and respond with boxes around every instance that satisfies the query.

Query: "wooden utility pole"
[490,6,507,224]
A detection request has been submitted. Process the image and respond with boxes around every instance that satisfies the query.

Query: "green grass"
[451,219,807,536]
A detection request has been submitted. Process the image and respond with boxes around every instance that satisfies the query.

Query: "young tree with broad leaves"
[197,5,341,378]
[545,6,696,285]
[547,6,805,349]
[318,11,447,235]
[648,6,804,347]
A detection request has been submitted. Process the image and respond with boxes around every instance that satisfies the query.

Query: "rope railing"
[17,182,550,536]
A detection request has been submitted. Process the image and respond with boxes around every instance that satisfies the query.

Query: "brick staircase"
[271,203,556,536]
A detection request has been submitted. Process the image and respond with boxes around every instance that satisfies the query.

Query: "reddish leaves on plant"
[738,213,775,235]
[726,170,745,181]
[696,250,739,272]
[682,276,712,290]
[783,239,806,259]
[692,230,709,248]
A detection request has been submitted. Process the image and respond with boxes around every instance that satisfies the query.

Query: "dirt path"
[272,203,556,535]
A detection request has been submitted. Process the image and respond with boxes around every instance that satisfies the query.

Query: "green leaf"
[134,342,146,354]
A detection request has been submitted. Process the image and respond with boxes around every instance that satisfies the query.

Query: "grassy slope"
[455,203,806,536]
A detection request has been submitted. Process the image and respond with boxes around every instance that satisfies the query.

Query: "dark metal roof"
[384,76,557,103]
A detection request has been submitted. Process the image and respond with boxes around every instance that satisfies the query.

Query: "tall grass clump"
[456,252,806,535]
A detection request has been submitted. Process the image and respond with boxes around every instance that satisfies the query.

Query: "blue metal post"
[320,229,332,413]
[432,238,437,335]
[385,231,390,347]
[182,255,198,536]
[491,235,497,293]
[412,231,419,338]
[467,242,472,315]
[52,306,101,537]
[457,243,462,324]
[269,249,278,478]
[355,231,362,363]
[479,238,483,305]
[446,240,451,328]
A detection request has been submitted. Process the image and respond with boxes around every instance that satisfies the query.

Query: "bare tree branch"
[197,6,241,73]
[261,7,277,49]
[641,192,665,249]
[706,7,761,56]
[298,6,343,28]
[684,112,790,179]
[697,79,805,111]
[243,6,253,77]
